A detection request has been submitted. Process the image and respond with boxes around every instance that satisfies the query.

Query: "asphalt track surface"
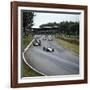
[24,35,79,76]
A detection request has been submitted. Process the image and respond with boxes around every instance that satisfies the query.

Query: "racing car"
[43,37,47,40]
[33,39,41,46]
[43,46,54,52]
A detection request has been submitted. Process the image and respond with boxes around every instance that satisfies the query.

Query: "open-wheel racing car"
[33,39,41,46]
[43,46,54,52]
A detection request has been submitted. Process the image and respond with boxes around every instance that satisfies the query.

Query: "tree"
[22,11,34,36]
[39,21,79,36]
[68,22,79,36]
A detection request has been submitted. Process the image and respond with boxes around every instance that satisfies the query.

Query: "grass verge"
[55,35,79,45]
[23,34,33,49]
[22,60,43,77]
[55,38,79,55]
[22,34,43,77]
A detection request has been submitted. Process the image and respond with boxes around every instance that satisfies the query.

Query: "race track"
[24,35,79,76]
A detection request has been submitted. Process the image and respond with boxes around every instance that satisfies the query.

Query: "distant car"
[48,37,53,41]
[43,37,47,40]
[43,46,54,52]
[47,35,53,41]
[33,39,41,46]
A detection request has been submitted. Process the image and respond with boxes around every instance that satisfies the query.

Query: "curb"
[22,38,46,76]
[24,39,35,52]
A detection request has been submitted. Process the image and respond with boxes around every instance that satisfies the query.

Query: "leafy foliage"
[22,11,34,36]
[39,21,79,36]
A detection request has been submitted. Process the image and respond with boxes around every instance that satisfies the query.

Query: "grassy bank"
[55,35,79,45]
[55,37,79,55]
[58,36,79,45]
[22,34,43,77]
[22,60,43,77]
[23,34,33,49]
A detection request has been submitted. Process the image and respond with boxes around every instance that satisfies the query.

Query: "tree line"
[22,11,79,37]
[22,11,34,36]
[40,21,79,36]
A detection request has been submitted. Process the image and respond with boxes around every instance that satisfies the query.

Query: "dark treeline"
[22,11,79,37]
[22,11,34,36]
[40,21,79,36]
